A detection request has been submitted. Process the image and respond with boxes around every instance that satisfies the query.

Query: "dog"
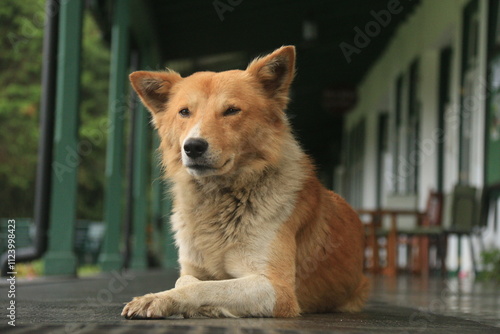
[122,46,369,319]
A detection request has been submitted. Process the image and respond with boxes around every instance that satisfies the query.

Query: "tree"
[0,0,44,217]
[0,0,111,220]
[78,11,111,221]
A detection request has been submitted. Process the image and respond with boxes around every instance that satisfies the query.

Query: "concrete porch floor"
[1,270,499,333]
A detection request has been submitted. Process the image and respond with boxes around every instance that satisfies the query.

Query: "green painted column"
[129,103,150,270]
[162,181,178,269]
[43,0,83,276]
[150,132,164,265]
[150,133,178,269]
[99,0,130,271]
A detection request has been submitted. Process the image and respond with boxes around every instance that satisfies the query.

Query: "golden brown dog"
[122,46,369,319]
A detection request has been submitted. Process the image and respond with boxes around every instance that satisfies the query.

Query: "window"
[377,113,389,207]
[407,61,420,194]
[392,75,404,193]
[391,62,420,195]
[459,0,480,183]
[346,120,366,208]
[437,47,453,192]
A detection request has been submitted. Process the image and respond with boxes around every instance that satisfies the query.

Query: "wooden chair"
[359,191,445,276]
[360,208,420,276]
[404,192,444,276]
[361,211,383,274]
[441,184,482,275]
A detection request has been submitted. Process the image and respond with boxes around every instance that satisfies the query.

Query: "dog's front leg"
[122,274,281,319]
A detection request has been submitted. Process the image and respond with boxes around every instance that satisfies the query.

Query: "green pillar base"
[163,226,178,270]
[130,255,148,270]
[43,251,77,276]
[99,253,122,271]
[162,255,178,270]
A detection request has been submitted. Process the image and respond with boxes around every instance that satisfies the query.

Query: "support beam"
[122,51,140,269]
[150,133,164,266]
[129,47,162,270]
[43,0,83,276]
[129,103,150,270]
[162,181,178,269]
[1,0,60,276]
[99,0,130,271]
[150,134,178,269]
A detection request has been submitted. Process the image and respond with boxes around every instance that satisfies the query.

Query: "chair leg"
[409,236,419,274]
[384,228,397,277]
[372,235,380,274]
[366,223,380,274]
[370,228,380,274]
[419,236,430,277]
[439,233,448,277]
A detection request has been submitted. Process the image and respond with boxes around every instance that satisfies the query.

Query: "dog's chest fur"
[171,148,306,279]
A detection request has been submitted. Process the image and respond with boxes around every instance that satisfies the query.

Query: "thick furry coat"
[122,46,369,319]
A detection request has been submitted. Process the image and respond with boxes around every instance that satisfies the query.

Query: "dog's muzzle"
[183,138,208,159]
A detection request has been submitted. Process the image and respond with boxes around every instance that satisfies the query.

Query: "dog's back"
[251,154,369,315]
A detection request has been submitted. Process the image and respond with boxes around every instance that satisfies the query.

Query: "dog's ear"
[246,46,296,99]
[129,70,182,114]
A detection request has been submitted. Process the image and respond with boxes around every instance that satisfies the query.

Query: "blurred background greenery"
[0,0,110,220]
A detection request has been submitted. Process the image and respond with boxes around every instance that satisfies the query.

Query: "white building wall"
[345,0,486,208]
[344,0,491,276]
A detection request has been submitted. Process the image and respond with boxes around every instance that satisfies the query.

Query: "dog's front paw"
[121,293,178,319]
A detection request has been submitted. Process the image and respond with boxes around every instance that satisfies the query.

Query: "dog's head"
[130,46,295,179]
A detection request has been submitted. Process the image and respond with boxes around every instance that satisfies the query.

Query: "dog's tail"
[338,275,371,312]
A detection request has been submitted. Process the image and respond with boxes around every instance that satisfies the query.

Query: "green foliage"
[0,1,110,220]
[15,259,44,278]
[77,264,101,277]
[0,0,45,217]
[478,248,500,282]
[78,12,110,220]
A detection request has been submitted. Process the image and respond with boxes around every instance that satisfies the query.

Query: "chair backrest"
[422,191,444,227]
[384,194,418,229]
[450,184,478,233]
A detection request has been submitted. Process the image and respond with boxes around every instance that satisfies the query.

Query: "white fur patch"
[181,121,202,166]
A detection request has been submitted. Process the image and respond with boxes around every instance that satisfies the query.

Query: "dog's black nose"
[183,138,209,158]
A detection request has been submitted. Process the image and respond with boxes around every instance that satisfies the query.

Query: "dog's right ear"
[129,71,182,114]
[246,46,296,102]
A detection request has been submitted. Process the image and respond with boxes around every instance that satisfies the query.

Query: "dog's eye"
[179,108,191,118]
[223,107,241,117]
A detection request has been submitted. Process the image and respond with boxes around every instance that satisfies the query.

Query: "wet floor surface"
[370,274,500,328]
[0,270,499,333]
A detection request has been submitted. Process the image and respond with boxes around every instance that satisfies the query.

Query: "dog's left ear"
[246,46,296,100]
